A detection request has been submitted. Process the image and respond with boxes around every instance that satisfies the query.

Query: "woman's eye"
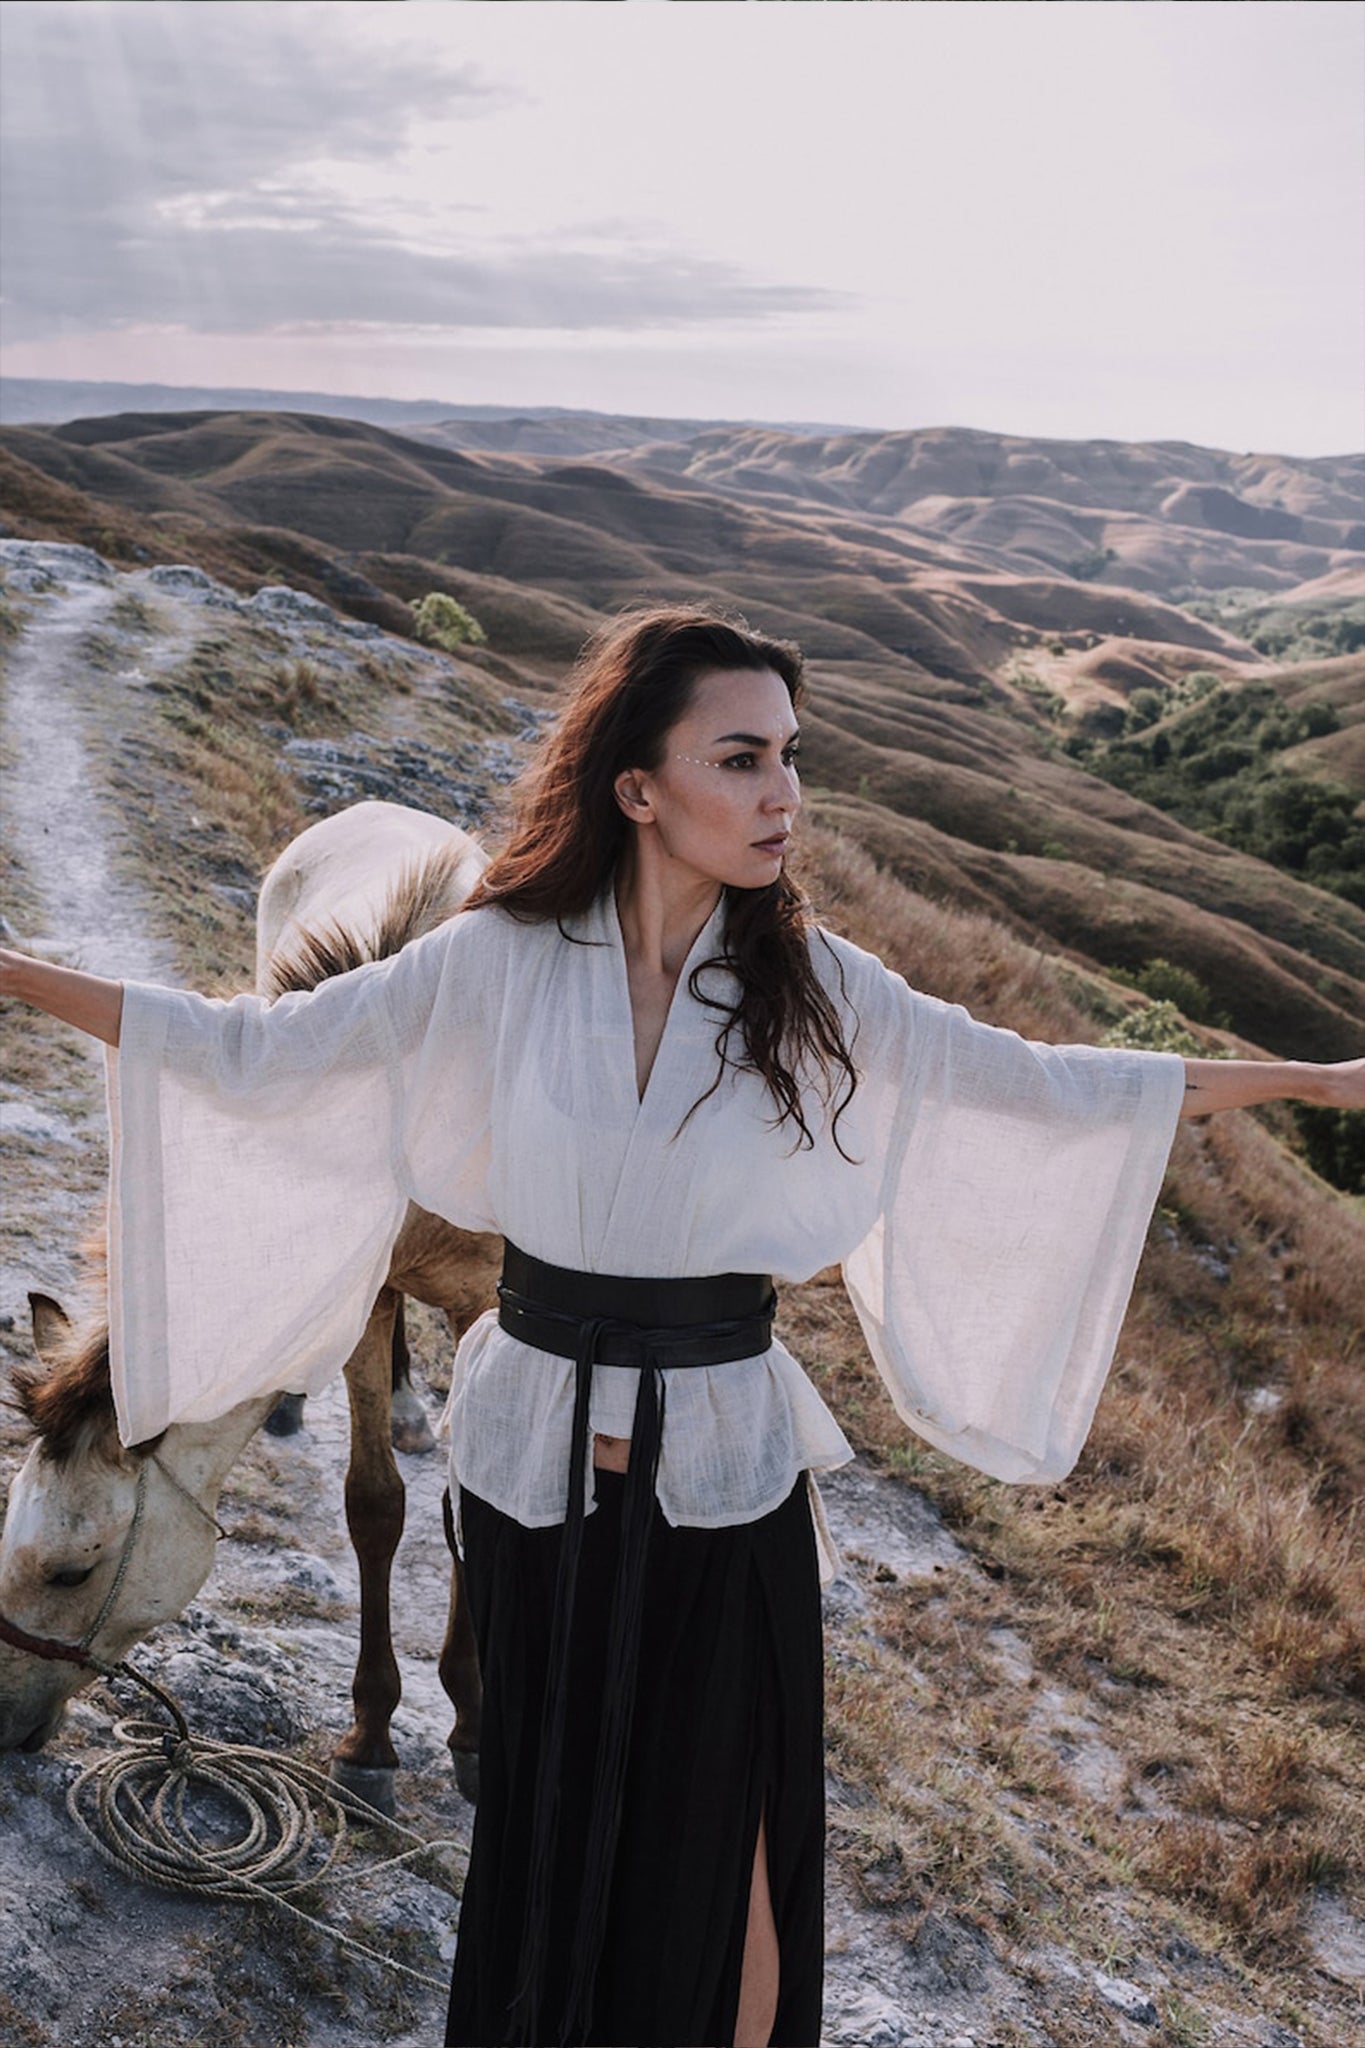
[721,753,757,771]
[48,1565,95,1589]
[782,746,802,769]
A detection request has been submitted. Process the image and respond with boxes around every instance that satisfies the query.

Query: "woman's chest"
[481,946,878,1274]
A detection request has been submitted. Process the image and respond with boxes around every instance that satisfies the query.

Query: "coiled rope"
[66,1659,466,1991]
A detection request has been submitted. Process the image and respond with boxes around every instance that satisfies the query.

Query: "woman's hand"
[0,946,125,1047]
[1180,1055,1365,1119]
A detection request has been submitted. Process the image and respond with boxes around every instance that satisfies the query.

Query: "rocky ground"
[0,543,1358,2047]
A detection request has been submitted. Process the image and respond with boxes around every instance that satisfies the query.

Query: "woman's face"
[616,667,802,892]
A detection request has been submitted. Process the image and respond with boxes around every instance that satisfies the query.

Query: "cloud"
[2,1,500,196]
[2,204,838,341]
[1,1,844,345]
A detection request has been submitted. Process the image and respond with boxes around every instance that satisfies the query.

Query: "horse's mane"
[12,1327,122,1464]
[16,844,467,1462]
[10,1240,128,1465]
[259,844,468,999]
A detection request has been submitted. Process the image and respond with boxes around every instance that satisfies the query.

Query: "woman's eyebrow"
[711,727,801,746]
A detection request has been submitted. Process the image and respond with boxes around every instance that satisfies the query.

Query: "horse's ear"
[28,1293,72,1366]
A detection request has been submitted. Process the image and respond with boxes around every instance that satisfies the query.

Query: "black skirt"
[446,1470,825,2048]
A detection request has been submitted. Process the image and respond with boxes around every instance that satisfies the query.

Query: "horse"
[0,800,501,1814]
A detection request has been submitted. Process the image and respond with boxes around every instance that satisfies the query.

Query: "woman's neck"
[614,846,721,980]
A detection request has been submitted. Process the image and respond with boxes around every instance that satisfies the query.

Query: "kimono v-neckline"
[587,891,729,1270]
[602,889,728,1113]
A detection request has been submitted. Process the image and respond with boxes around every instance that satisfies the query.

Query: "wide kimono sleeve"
[105,910,501,1446]
[827,934,1187,1483]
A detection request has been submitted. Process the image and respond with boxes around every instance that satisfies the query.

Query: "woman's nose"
[765,760,800,810]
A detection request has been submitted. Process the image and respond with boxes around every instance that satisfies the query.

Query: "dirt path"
[0,554,176,1324]
[0,564,175,989]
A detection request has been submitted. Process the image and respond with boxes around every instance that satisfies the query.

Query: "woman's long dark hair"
[464,605,858,1148]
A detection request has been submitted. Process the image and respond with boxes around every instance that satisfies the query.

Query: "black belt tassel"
[495,1245,776,2047]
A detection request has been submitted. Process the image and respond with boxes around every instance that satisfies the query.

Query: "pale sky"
[2,0,1362,453]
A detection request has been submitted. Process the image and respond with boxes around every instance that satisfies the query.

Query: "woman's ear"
[613,768,654,821]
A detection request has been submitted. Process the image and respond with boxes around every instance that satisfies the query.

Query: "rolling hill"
[1,406,1362,1064]
[595,424,1365,598]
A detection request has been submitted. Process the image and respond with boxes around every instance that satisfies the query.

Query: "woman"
[2,606,1361,2048]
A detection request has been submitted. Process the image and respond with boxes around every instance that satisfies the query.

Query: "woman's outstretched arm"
[0,948,124,1046]
[1180,1055,1365,1119]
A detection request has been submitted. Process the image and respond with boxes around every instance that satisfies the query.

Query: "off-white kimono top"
[108,892,1186,1528]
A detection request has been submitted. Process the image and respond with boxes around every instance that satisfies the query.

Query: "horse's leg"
[331,1288,406,1818]
[438,1488,482,1804]
[387,1294,437,1456]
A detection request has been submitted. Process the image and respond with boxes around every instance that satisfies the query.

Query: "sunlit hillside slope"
[1,409,1362,1067]
[597,425,1365,598]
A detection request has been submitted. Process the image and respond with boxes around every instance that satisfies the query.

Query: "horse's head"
[0,1295,227,1751]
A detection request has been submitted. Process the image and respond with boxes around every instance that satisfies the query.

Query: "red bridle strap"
[0,1612,108,1670]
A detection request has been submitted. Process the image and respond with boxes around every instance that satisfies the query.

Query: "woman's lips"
[753,834,789,855]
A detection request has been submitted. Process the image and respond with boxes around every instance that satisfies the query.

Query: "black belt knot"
[495,1243,775,2047]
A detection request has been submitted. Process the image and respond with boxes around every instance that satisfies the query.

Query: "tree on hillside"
[413,592,487,652]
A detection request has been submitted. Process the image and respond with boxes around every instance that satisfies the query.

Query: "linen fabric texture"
[107,892,1186,1511]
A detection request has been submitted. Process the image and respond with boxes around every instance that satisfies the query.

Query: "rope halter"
[0,1453,222,1674]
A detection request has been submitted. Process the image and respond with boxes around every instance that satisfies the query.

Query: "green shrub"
[1100,1001,1203,1056]
[1010,667,1065,722]
[1125,687,1168,733]
[1069,546,1117,583]
[1085,681,1364,905]
[1111,958,1226,1026]
[1291,1105,1365,1195]
[1179,594,1365,664]
[412,591,487,652]
[1245,604,1365,661]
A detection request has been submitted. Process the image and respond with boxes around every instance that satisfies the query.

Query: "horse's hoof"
[391,1415,438,1455]
[451,1749,480,1805]
[264,1393,307,1437]
[329,1760,398,1820]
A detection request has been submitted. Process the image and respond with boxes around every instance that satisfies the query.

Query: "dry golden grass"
[801,819,1094,1039]
[98,606,525,998]
[113,689,303,990]
[791,831,1365,1984]
[169,715,303,860]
